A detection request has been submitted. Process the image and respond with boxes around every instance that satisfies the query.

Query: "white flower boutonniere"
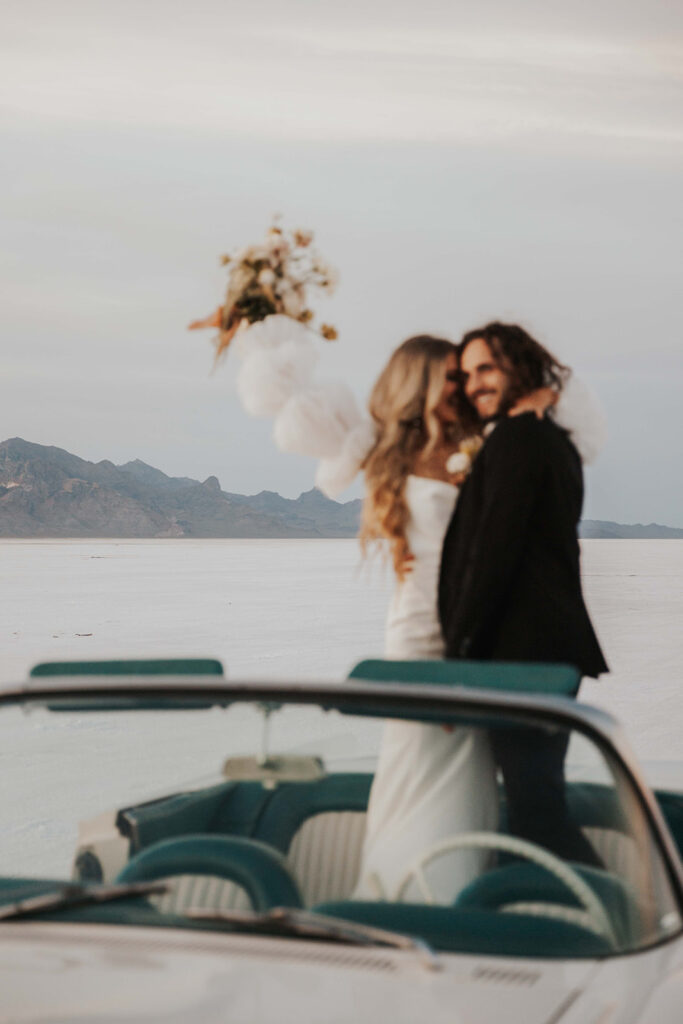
[446,451,471,475]
[445,435,484,478]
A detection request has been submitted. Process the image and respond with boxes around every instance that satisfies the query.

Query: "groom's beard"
[470,383,513,424]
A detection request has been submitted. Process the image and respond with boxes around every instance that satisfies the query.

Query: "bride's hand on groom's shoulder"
[509,387,558,420]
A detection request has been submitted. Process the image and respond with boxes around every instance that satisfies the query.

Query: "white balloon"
[232,314,312,357]
[274,381,362,458]
[316,420,377,498]
[551,374,608,465]
[237,340,318,417]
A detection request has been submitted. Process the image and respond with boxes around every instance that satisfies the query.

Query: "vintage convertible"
[1,657,682,1023]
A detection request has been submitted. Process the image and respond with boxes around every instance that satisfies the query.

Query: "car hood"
[0,921,602,1024]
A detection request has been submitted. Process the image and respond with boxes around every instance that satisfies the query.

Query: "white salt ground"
[1,538,681,771]
[0,538,682,876]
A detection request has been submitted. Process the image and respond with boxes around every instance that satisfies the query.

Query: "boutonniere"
[445,435,484,477]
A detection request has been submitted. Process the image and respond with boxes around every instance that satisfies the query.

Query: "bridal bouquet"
[189,221,338,363]
[189,221,362,483]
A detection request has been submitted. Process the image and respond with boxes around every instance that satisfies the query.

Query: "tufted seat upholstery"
[118,834,302,911]
[153,810,367,915]
[145,775,371,915]
[116,774,678,920]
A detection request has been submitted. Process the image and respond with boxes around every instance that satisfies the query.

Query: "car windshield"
[0,688,680,960]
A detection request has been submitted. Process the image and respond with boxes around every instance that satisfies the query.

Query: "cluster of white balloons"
[234,315,376,498]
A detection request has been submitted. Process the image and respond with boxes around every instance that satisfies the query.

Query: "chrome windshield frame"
[2,674,683,915]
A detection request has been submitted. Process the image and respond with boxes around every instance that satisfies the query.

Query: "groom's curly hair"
[459,322,569,416]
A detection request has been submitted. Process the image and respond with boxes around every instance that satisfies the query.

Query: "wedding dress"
[353,475,499,905]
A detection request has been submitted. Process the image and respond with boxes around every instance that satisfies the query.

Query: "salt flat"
[1,538,681,766]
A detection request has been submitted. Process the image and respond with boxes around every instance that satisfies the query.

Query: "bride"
[351,335,557,904]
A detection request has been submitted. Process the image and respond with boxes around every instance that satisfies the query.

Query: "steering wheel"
[394,831,617,946]
[116,834,302,912]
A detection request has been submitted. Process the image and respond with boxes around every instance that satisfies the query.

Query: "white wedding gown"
[353,475,499,905]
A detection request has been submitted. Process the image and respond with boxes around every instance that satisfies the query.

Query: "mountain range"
[1,438,681,540]
[0,438,360,538]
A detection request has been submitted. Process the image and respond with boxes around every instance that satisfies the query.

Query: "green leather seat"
[116,834,302,911]
[30,657,224,677]
[348,659,580,695]
[454,861,640,947]
[252,775,372,853]
[119,775,372,856]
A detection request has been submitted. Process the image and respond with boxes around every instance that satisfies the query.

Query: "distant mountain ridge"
[0,438,360,538]
[0,438,680,539]
[579,520,683,539]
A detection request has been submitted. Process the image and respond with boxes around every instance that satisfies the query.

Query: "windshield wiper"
[185,905,441,971]
[0,881,168,922]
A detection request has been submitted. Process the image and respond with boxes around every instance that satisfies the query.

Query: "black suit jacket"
[438,413,608,678]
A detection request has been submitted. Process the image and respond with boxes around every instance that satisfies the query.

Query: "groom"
[438,322,608,865]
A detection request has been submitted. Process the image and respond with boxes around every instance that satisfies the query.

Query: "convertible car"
[1,657,682,1023]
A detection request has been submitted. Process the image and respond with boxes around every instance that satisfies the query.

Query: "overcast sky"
[1,0,682,524]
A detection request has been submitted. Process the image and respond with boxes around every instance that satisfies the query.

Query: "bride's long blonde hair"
[360,335,459,579]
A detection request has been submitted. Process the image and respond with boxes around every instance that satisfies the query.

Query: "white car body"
[2,920,683,1024]
[1,670,682,1023]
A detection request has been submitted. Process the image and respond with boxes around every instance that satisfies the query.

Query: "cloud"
[1,0,681,520]
[1,5,681,146]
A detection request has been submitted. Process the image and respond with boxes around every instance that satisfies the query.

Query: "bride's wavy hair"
[360,335,458,580]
